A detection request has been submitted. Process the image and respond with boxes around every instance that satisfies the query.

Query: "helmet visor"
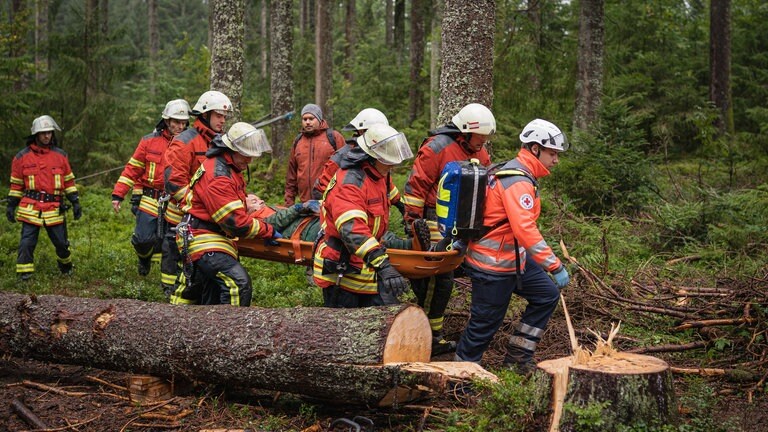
[229,128,272,157]
[542,132,569,152]
[366,132,413,165]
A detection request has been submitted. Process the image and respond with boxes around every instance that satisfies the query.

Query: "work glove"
[552,265,570,289]
[71,201,83,221]
[375,259,409,298]
[265,230,283,247]
[393,201,406,217]
[294,200,321,216]
[6,205,17,223]
[403,212,421,237]
[130,194,141,216]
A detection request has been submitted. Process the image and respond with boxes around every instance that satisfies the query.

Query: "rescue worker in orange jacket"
[402,103,495,355]
[176,122,278,306]
[111,99,190,292]
[284,103,344,206]
[164,90,231,304]
[7,115,81,279]
[313,123,414,308]
[312,108,406,219]
[455,118,571,374]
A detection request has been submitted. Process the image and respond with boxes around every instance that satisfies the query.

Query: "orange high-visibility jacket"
[163,118,217,203]
[465,149,562,275]
[284,120,344,205]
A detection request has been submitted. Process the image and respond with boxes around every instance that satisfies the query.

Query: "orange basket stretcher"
[237,238,464,279]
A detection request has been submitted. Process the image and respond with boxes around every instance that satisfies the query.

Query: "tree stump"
[533,352,678,432]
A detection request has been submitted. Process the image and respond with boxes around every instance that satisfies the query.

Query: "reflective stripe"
[54,174,61,191]
[16,205,65,226]
[516,322,544,338]
[164,202,183,224]
[466,248,518,269]
[355,237,380,258]
[64,172,75,182]
[161,273,177,285]
[429,316,444,331]
[388,186,399,201]
[64,185,77,195]
[28,175,35,190]
[508,335,537,352]
[8,190,23,198]
[128,157,145,168]
[402,194,424,208]
[336,209,368,229]
[187,233,238,258]
[117,175,135,188]
[10,176,23,185]
[212,200,243,222]
[138,195,160,217]
[217,271,241,306]
[17,263,35,273]
[57,254,72,264]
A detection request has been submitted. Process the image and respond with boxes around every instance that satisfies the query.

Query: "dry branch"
[627,341,708,354]
[672,317,758,331]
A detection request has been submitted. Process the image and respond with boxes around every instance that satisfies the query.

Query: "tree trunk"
[35,0,49,82]
[573,0,605,133]
[315,0,333,123]
[84,0,99,111]
[394,0,405,62]
[528,0,541,92]
[148,0,158,93]
[343,0,356,82]
[300,0,315,37]
[260,0,268,80]
[439,0,494,125]
[210,0,246,121]
[0,293,499,406]
[100,0,108,36]
[709,0,733,136]
[534,353,678,432]
[385,0,394,48]
[429,0,443,128]
[270,0,294,160]
[409,0,427,125]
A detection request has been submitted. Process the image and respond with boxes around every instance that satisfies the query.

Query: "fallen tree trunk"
[0,293,495,406]
[533,353,678,432]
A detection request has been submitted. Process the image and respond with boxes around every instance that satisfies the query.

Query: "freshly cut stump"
[534,352,677,432]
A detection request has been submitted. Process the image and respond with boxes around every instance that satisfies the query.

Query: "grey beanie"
[301,103,323,122]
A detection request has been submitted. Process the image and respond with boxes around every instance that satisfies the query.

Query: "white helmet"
[31,115,61,135]
[162,99,191,120]
[221,122,272,157]
[192,90,232,115]
[451,103,496,136]
[342,108,389,132]
[356,123,414,165]
[519,118,569,152]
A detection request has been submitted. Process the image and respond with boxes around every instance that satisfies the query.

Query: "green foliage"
[562,400,610,432]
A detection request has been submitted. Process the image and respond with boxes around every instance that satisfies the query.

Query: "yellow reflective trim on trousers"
[128,157,145,168]
[17,263,35,273]
[187,233,238,257]
[138,196,160,216]
[217,271,241,306]
[64,186,77,195]
[335,209,367,231]
[429,316,445,331]
[161,273,177,285]
[164,203,183,224]
[212,200,243,222]
[16,206,64,226]
[312,251,378,293]
[57,255,72,264]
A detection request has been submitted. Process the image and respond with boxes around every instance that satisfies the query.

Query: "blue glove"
[294,200,321,216]
[265,230,283,246]
[552,265,570,289]
[450,239,467,256]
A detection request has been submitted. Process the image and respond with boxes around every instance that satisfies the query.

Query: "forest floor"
[1,271,767,431]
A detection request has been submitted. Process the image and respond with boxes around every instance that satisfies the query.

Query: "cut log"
[533,352,677,432]
[0,293,494,406]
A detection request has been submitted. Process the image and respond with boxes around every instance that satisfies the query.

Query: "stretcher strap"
[290,217,314,263]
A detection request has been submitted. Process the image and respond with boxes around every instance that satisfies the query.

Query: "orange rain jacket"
[284,120,344,205]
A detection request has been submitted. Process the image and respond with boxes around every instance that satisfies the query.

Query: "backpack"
[292,129,338,152]
[436,158,488,240]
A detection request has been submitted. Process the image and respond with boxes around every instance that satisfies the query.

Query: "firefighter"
[454,118,571,374]
[7,115,81,280]
[177,122,278,306]
[402,103,496,355]
[312,123,414,308]
[111,99,190,294]
[284,103,345,206]
[164,90,231,304]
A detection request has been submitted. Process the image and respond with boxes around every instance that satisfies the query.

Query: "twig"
[21,413,100,432]
[85,375,128,392]
[626,341,708,354]
[670,366,726,376]
[119,397,178,432]
[22,380,88,397]
[672,317,758,331]
[11,398,49,430]
[665,255,702,266]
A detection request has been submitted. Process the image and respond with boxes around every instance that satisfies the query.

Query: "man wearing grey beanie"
[284,103,345,206]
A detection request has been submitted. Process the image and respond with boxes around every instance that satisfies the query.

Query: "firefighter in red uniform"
[7,115,81,280]
[284,103,344,206]
[164,90,231,304]
[313,123,414,308]
[455,118,571,374]
[402,103,496,355]
[177,122,278,306]
[111,99,190,294]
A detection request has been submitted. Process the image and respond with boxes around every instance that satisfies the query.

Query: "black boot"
[138,257,151,276]
[58,262,73,275]
[411,219,432,251]
[503,347,536,375]
[431,331,457,356]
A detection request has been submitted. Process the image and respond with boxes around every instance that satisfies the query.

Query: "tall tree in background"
[270,0,294,160]
[300,0,315,37]
[394,0,405,61]
[409,0,427,124]
[574,0,605,133]
[527,0,542,92]
[710,0,733,136]
[210,0,246,121]
[100,0,108,36]
[148,0,158,93]
[260,0,268,79]
[10,0,28,90]
[385,0,394,48]
[315,0,333,123]
[344,0,356,81]
[430,0,443,128]
[85,0,100,105]
[439,0,494,124]
[34,0,49,82]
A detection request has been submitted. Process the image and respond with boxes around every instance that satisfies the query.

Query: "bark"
[343,0,356,82]
[439,0,494,125]
[270,0,294,160]
[534,353,678,431]
[573,0,605,133]
[0,293,491,406]
[409,0,427,124]
[709,0,733,136]
[315,0,333,123]
[385,0,394,47]
[84,0,99,107]
[528,0,541,92]
[300,0,315,37]
[35,0,49,82]
[429,0,443,128]
[260,0,268,79]
[394,0,405,61]
[148,0,158,93]
[100,0,108,36]
[210,0,246,121]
